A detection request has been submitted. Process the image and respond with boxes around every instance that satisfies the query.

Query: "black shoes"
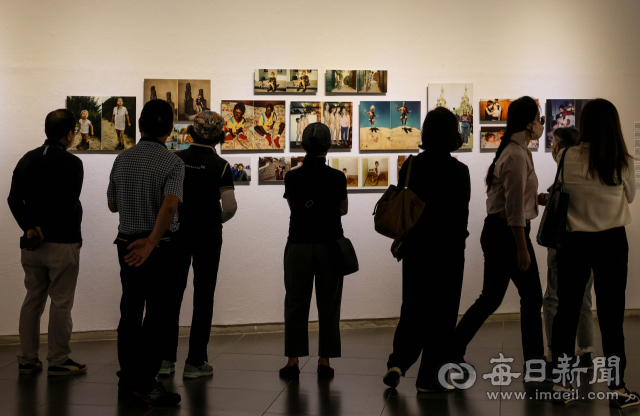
[124,381,181,408]
[47,359,87,376]
[610,386,640,409]
[76,141,89,150]
[115,143,125,151]
[279,364,300,380]
[383,367,402,388]
[19,359,42,375]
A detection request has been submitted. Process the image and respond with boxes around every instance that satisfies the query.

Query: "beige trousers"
[18,242,81,366]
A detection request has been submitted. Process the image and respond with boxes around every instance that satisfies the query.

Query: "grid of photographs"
[428,84,473,151]
[66,96,137,152]
[325,71,358,94]
[144,79,210,123]
[359,101,421,150]
[258,156,304,184]
[545,99,591,149]
[254,70,319,94]
[479,97,540,149]
[221,100,286,151]
[226,157,252,184]
[357,71,388,94]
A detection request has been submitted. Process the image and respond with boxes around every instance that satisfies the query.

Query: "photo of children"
[361,157,389,187]
[545,99,591,149]
[221,100,255,150]
[357,71,388,94]
[359,101,391,150]
[178,80,211,121]
[479,99,512,124]
[101,97,136,151]
[330,157,359,187]
[286,70,318,94]
[390,101,421,150]
[254,69,287,94]
[325,70,357,94]
[451,84,473,150]
[144,79,178,121]
[480,127,505,151]
[258,157,304,184]
[226,157,252,184]
[254,101,286,150]
[323,102,353,150]
[165,126,178,150]
[66,96,103,151]
[290,102,320,151]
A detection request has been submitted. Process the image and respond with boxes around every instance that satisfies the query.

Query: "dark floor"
[0,317,638,416]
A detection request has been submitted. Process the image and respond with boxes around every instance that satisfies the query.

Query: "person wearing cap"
[107,99,183,407]
[279,123,348,380]
[159,111,237,379]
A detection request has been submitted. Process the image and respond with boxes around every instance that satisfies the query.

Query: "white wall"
[1,0,639,335]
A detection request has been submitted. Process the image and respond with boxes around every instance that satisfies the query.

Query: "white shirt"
[79,119,91,134]
[556,143,635,232]
[113,106,128,131]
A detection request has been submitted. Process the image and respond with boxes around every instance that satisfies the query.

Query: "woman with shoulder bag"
[383,107,471,392]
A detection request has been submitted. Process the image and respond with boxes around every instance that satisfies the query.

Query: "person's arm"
[624,157,636,204]
[126,114,131,127]
[111,109,115,125]
[90,122,94,136]
[107,159,119,212]
[220,189,237,223]
[501,154,531,272]
[7,161,31,233]
[340,196,348,216]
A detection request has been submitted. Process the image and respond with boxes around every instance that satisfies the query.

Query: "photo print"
[254,101,286,150]
[225,156,252,184]
[290,101,321,151]
[144,79,178,121]
[178,79,211,122]
[390,101,421,150]
[357,71,388,94]
[479,99,512,124]
[258,157,304,184]
[323,102,353,150]
[175,124,191,150]
[166,125,179,150]
[359,101,391,150]
[428,84,473,150]
[102,97,137,151]
[325,70,358,94]
[221,100,255,150]
[66,96,103,151]
[480,127,505,151]
[330,157,359,187]
[254,69,287,94]
[286,70,319,94]
[361,157,390,188]
[545,99,591,149]
[397,155,417,176]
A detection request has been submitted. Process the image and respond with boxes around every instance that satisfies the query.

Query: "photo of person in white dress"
[111,98,131,150]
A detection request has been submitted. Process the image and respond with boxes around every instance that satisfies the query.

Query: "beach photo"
[290,101,321,151]
[361,157,389,188]
[221,100,255,150]
[254,69,287,94]
[479,99,512,124]
[325,70,357,94]
[66,96,103,151]
[226,156,252,184]
[390,101,421,150]
[286,70,318,94]
[165,126,178,150]
[254,101,286,150]
[330,157,359,187]
[178,79,211,122]
[101,97,136,151]
[323,102,353,150]
[359,101,390,150]
[144,79,178,121]
[451,84,473,150]
[175,124,191,150]
[357,70,387,93]
[545,99,591,149]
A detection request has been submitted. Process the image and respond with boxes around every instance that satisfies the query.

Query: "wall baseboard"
[1,310,639,346]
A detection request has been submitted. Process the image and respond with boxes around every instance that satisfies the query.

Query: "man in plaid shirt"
[107,100,184,408]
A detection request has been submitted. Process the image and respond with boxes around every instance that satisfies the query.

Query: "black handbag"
[335,236,359,276]
[536,149,570,249]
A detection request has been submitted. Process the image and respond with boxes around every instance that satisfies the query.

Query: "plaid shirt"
[107,138,185,234]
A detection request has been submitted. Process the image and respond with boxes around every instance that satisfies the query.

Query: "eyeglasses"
[537,116,546,125]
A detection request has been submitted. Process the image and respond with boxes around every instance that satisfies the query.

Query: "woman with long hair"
[453,96,545,369]
[550,99,637,407]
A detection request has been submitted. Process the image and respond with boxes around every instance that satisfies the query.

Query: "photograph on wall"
[175,124,191,150]
[359,101,391,150]
[258,157,304,184]
[323,102,353,150]
[325,70,357,94]
[102,97,136,151]
[390,101,421,150]
[427,84,450,111]
[144,79,178,121]
[254,101,286,149]
[451,84,473,150]
[165,126,179,150]
[221,100,255,150]
[545,99,591,149]
[330,157,359,187]
[357,70,387,94]
[178,79,211,122]
[479,99,512,124]
[66,96,103,151]
[286,70,318,94]
[361,157,389,187]
[254,69,287,94]
[397,154,417,176]
[290,101,321,151]
[480,127,505,151]
[225,156,252,184]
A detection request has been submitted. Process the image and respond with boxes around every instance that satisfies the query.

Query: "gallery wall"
[0,0,639,335]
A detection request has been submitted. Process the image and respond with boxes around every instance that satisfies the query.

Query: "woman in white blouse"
[551,99,637,408]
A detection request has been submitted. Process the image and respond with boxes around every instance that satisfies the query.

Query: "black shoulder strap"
[403,155,415,190]
[549,148,568,198]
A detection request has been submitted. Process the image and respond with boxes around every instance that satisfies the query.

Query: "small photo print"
[325,70,358,94]
[330,157,359,187]
[323,102,353,150]
[144,79,178,121]
[258,157,304,184]
[359,101,391,150]
[254,101,286,149]
[545,99,591,149]
[175,125,191,150]
[66,96,103,151]
[361,157,390,187]
[427,84,451,111]
[165,126,179,150]
[357,70,388,94]
[221,100,255,151]
[479,99,512,124]
[286,70,319,94]
[390,101,421,150]
[178,80,211,122]
[290,102,321,151]
[226,156,252,184]
[451,84,473,150]
[397,155,416,176]
[254,69,287,94]
[102,97,136,151]
[480,127,505,151]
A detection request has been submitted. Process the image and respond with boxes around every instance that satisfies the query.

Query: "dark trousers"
[454,215,544,361]
[164,234,222,365]
[116,233,176,391]
[387,244,465,388]
[284,242,344,358]
[552,227,628,389]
